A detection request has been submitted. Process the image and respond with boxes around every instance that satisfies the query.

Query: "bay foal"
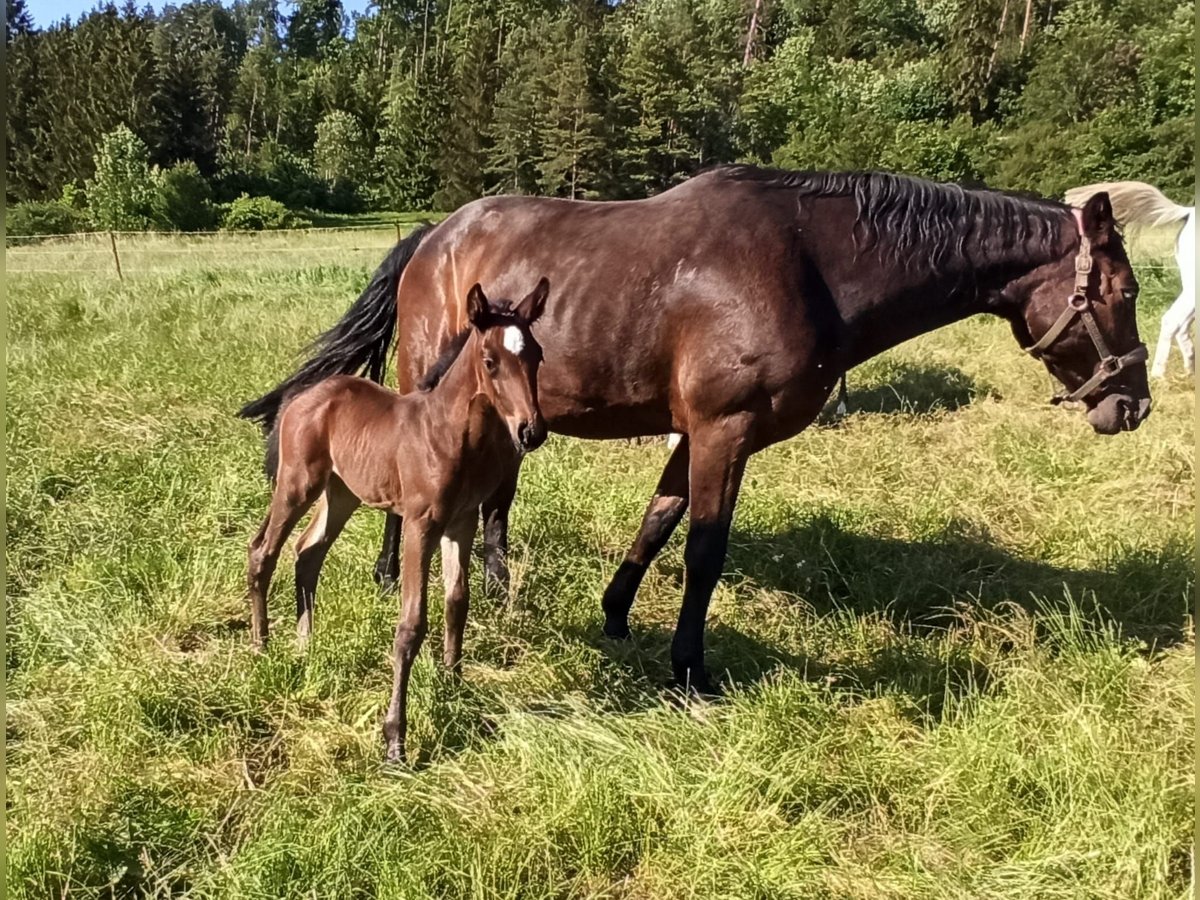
[247,278,548,761]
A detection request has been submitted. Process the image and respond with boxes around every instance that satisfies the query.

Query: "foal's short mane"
[416,303,523,391]
[721,165,1071,272]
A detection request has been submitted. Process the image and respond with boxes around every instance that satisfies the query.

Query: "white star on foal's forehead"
[503,326,525,355]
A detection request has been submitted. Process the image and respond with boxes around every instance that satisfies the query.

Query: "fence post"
[108,231,123,280]
[395,221,402,244]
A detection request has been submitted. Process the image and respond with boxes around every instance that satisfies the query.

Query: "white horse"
[1065,181,1195,377]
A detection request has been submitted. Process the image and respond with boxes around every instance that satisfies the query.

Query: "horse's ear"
[516,277,549,323]
[1079,192,1115,246]
[466,283,489,328]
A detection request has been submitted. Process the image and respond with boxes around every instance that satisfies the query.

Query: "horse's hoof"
[669,669,721,701]
[374,570,398,593]
[384,743,407,766]
[602,619,632,640]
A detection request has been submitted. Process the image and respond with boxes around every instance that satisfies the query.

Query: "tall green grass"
[5,248,1193,898]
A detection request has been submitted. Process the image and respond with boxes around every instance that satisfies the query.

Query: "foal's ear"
[466,283,490,328]
[515,277,550,324]
[1079,192,1115,247]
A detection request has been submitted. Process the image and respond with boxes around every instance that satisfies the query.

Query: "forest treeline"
[5,0,1194,226]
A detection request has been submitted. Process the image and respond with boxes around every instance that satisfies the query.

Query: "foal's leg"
[382,516,438,763]
[293,476,359,645]
[480,471,519,596]
[601,437,690,639]
[247,477,322,649]
[671,417,752,694]
[441,514,478,671]
[373,512,403,590]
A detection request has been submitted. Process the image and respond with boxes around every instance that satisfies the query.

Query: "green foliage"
[85,125,159,230]
[1018,0,1141,125]
[313,110,369,210]
[4,0,1195,209]
[6,200,88,236]
[220,193,311,230]
[374,64,450,210]
[150,161,219,231]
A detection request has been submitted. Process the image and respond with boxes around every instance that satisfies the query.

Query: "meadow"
[5,228,1194,899]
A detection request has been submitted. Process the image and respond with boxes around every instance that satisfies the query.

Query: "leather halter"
[1023,233,1148,404]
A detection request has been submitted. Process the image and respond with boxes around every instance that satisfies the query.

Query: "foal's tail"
[1065,181,1192,229]
[237,223,434,434]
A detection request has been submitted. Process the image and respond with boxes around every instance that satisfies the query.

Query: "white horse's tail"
[1064,181,1192,228]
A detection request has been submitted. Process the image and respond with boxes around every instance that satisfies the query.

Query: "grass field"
[5,230,1194,899]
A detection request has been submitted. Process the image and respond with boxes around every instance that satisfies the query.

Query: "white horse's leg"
[1154,291,1195,377]
[1176,308,1195,374]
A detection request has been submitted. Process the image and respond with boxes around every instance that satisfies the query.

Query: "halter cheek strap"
[1023,227,1148,404]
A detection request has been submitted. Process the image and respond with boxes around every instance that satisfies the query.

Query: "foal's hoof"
[383,742,407,766]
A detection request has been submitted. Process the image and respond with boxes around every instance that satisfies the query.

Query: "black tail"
[238,224,434,433]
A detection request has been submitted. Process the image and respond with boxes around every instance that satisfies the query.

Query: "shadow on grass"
[555,512,1188,722]
[819,362,995,423]
[723,513,1189,647]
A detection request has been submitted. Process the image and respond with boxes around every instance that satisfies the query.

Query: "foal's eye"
[483,355,498,374]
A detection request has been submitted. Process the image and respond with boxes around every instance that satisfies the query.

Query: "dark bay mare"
[247,281,548,760]
[241,166,1151,694]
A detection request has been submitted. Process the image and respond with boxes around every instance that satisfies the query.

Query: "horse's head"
[465,278,549,453]
[1009,191,1150,434]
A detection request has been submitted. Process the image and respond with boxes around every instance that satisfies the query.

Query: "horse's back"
[392,177,814,437]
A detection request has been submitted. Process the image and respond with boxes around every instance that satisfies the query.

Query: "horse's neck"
[838,230,1071,368]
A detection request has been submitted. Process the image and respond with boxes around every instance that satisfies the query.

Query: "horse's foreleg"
[480,471,519,598]
[293,478,359,645]
[602,437,690,639]
[441,514,477,671]
[373,512,403,591]
[383,516,437,763]
[670,417,752,695]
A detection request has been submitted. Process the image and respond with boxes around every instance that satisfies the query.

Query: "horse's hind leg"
[480,471,519,598]
[294,476,359,645]
[248,476,321,650]
[441,513,477,671]
[374,512,402,591]
[601,436,690,639]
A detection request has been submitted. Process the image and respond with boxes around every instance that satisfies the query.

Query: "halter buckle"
[1067,292,1088,311]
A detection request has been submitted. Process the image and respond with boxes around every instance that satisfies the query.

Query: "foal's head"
[464,278,549,453]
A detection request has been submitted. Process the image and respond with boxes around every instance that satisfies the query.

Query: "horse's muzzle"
[517,420,547,452]
[1087,393,1151,434]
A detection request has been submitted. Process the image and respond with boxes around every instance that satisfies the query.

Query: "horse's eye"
[483,356,498,374]
[1121,288,1138,301]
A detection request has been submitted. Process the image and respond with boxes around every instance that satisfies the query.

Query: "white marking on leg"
[503,326,525,355]
[441,535,464,596]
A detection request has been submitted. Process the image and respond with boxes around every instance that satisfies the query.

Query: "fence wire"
[3,225,1182,279]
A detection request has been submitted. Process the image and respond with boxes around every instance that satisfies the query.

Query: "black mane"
[416,302,526,392]
[720,165,1070,272]
[417,329,471,391]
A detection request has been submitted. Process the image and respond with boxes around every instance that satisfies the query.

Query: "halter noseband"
[1023,232,1148,404]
